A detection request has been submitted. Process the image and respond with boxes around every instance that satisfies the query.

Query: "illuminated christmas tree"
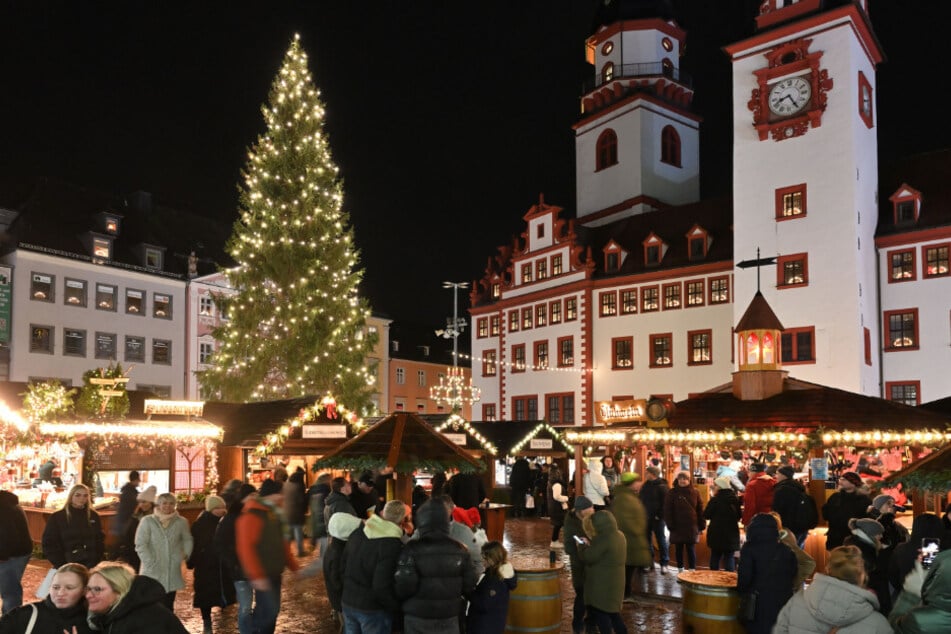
[199,35,376,409]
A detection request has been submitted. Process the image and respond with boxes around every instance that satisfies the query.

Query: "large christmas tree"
[199,35,376,410]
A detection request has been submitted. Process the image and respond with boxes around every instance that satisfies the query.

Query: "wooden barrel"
[678,570,744,634]
[504,560,563,634]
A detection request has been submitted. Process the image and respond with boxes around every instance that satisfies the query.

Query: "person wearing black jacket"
[772,467,817,549]
[41,484,104,570]
[737,513,799,634]
[888,512,945,599]
[702,476,741,571]
[822,471,872,550]
[639,466,670,573]
[0,490,34,615]
[214,482,256,634]
[112,471,140,550]
[394,499,477,633]
[0,563,93,633]
[509,457,532,518]
[324,477,356,524]
[86,562,188,634]
[188,495,234,634]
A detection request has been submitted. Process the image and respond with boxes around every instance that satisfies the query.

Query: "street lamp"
[431,281,480,412]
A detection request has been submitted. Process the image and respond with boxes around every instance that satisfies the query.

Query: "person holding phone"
[889,548,951,632]
[888,513,945,601]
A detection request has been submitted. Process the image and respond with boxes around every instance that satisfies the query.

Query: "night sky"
[1,1,948,327]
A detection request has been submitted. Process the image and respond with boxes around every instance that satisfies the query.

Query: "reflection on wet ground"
[21,516,685,633]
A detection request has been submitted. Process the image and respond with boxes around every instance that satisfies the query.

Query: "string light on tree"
[197,34,375,411]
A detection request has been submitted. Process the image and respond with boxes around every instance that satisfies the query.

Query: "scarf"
[153,508,180,528]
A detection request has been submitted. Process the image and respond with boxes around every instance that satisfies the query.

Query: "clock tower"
[574,0,700,227]
[725,0,883,395]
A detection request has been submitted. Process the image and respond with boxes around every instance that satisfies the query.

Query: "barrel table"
[678,570,744,634]
[504,558,563,634]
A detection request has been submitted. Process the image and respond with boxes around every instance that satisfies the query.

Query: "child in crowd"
[466,541,517,634]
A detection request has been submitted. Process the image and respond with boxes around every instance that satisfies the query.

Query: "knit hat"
[204,495,226,512]
[258,478,283,498]
[358,471,375,486]
[574,496,593,511]
[328,512,363,540]
[136,485,157,504]
[777,466,796,480]
[850,517,884,539]
[620,472,639,485]
[714,476,732,490]
[466,507,482,527]
[841,471,863,487]
[645,466,661,477]
[452,506,473,527]
[872,494,895,513]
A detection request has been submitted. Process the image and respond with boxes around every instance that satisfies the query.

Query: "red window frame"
[536,258,548,280]
[600,291,617,317]
[482,350,497,376]
[685,279,705,307]
[883,308,919,351]
[565,297,578,321]
[620,288,637,314]
[522,307,533,330]
[922,243,950,278]
[512,344,526,373]
[535,304,547,327]
[552,254,563,276]
[533,340,549,369]
[709,276,730,304]
[521,263,533,284]
[885,381,920,406]
[557,336,574,367]
[775,183,807,221]
[687,329,712,366]
[612,336,633,370]
[477,317,488,338]
[508,310,519,332]
[596,129,618,171]
[777,252,809,288]
[662,282,682,310]
[642,285,659,312]
[482,404,497,421]
[489,315,501,336]
[549,301,562,324]
[661,125,681,167]
[649,333,673,368]
[888,248,916,283]
[781,326,816,364]
[858,71,873,129]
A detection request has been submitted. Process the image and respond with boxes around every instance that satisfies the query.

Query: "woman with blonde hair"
[773,545,892,633]
[0,563,92,633]
[86,562,188,633]
[42,483,105,570]
[134,492,193,610]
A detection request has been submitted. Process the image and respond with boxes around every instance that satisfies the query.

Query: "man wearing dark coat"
[564,496,596,634]
[187,495,235,634]
[0,491,33,615]
[639,465,670,573]
[112,470,141,547]
[349,471,382,519]
[324,477,357,524]
[446,471,488,510]
[703,476,741,571]
[509,457,532,518]
[394,499,477,633]
[771,465,817,548]
[822,471,872,550]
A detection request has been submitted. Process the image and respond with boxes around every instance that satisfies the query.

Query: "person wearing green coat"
[578,510,628,633]
[889,548,951,633]
[610,472,651,602]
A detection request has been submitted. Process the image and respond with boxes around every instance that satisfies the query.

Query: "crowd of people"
[1,458,951,634]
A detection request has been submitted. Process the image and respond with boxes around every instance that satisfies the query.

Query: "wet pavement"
[20,516,685,633]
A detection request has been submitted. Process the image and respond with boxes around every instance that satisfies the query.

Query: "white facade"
[185,271,237,399]
[3,248,186,396]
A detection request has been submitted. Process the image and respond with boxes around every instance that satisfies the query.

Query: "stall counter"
[22,504,117,545]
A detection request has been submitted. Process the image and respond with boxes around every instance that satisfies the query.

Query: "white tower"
[575,1,700,227]
[726,0,883,396]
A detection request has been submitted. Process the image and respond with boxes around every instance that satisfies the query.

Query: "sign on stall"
[301,425,347,439]
[444,433,467,446]
[529,438,553,450]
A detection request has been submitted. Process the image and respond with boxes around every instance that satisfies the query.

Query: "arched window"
[596,129,618,171]
[661,125,681,167]
[601,62,615,84]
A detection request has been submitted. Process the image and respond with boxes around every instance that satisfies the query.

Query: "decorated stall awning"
[470,421,573,457]
[38,417,223,444]
[884,443,951,493]
[314,411,482,474]
[564,378,951,449]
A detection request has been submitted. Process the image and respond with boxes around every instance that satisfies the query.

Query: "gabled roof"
[735,291,784,331]
[668,377,950,432]
[314,411,482,474]
[876,149,951,238]
[203,396,318,447]
[884,443,951,493]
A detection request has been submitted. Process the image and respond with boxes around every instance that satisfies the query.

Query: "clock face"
[768,76,812,117]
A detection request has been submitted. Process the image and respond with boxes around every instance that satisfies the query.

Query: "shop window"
[152,339,171,365]
[125,336,145,363]
[96,284,116,311]
[612,337,633,369]
[95,332,117,360]
[64,329,86,357]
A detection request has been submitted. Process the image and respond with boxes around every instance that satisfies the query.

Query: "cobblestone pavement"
[20,516,685,633]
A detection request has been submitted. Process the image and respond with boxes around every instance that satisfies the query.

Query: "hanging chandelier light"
[430,365,481,412]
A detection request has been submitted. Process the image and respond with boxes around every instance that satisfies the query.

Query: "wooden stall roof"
[667,377,951,432]
[884,443,951,493]
[470,421,570,457]
[921,396,951,418]
[314,411,482,474]
[203,396,319,447]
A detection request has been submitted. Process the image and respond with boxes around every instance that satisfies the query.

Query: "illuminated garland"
[435,414,498,455]
[509,423,574,455]
[21,382,75,422]
[254,394,363,456]
[457,352,594,374]
[39,420,223,443]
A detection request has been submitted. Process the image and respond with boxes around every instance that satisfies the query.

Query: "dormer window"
[103,215,120,234]
[603,241,624,273]
[145,247,163,270]
[491,282,501,299]
[686,225,710,261]
[890,184,921,225]
[643,233,667,267]
[93,237,111,259]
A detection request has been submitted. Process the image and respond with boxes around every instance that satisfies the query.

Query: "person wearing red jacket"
[742,463,775,527]
[236,478,299,634]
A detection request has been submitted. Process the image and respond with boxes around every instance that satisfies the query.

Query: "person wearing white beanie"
[298,511,362,630]
[702,476,741,571]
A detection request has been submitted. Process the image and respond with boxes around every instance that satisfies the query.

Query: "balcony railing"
[583,61,692,94]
